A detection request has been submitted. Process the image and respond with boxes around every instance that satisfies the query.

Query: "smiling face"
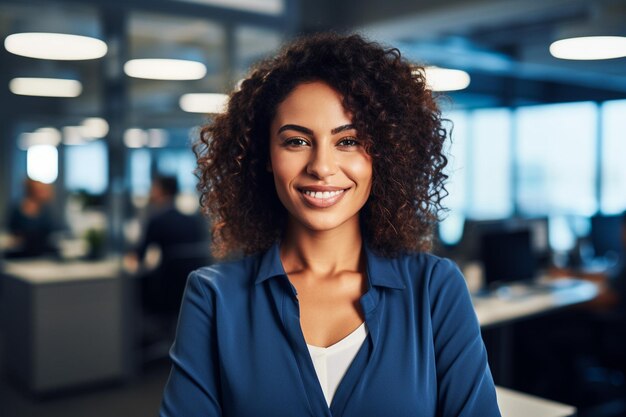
[268,81,373,235]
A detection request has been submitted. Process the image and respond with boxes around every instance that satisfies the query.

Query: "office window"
[176,151,197,193]
[516,102,597,216]
[439,111,468,245]
[601,99,626,214]
[156,149,197,193]
[27,145,58,184]
[468,108,513,219]
[65,140,108,194]
[129,148,151,196]
[547,215,591,252]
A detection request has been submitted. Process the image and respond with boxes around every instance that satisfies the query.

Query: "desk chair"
[586,309,626,379]
[140,242,213,364]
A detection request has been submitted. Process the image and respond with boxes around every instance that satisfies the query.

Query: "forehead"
[271,81,353,129]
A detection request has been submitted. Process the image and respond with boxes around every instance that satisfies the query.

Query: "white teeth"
[302,189,345,199]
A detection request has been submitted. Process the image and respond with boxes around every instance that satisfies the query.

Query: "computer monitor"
[524,217,549,253]
[480,228,537,288]
[590,214,623,259]
[457,219,506,262]
[520,216,551,268]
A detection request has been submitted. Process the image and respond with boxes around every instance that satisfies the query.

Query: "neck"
[280,217,364,277]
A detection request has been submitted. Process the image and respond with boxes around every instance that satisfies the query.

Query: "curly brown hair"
[195,32,448,259]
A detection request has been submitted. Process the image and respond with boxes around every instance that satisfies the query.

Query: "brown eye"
[338,137,360,147]
[284,137,309,147]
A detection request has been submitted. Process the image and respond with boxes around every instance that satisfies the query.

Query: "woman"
[160,33,501,417]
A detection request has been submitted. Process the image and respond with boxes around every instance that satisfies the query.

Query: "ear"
[266,159,273,173]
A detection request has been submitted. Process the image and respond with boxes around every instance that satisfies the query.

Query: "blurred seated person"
[527,211,626,400]
[128,175,211,317]
[598,211,626,312]
[5,179,57,258]
[539,212,626,388]
[550,211,626,314]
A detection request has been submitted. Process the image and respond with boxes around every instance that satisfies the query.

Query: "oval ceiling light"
[179,93,228,113]
[4,32,107,60]
[147,129,169,148]
[81,117,109,138]
[176,0,284,16]
[18,127,62,150]
[63,126,86,145]
[124,59,207,80]
[421,67,471,92]
[124,128,148,148]
[9,77,82,97]
[549,36,626,60]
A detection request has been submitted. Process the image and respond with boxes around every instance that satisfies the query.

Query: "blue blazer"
[160,241,501,417]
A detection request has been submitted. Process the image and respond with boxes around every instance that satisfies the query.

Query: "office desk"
[1,258,132,394]
[473,278,599,329]
[473,278,598,389]
[496,386,576,417]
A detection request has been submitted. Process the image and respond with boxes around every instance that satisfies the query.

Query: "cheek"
[270,159,295,187]
[270,150,306,181]
[348,157,373,186]
[269,153,301,200]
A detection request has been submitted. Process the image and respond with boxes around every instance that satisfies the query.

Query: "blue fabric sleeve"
[430,259,501,417]
[159,271,222,417]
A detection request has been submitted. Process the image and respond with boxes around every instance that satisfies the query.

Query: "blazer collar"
[254,240,406,290]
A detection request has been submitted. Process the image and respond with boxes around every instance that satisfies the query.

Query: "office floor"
[0,331,170,417]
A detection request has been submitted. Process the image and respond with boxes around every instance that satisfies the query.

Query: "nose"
[306,144,337,179]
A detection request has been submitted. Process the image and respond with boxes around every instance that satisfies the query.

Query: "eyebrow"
[331,124,356,134]
[277,124,355,135]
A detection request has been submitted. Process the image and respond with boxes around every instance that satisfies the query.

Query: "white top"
[306,322,368,407]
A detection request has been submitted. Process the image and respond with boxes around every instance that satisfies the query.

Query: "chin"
[293,213,359,234]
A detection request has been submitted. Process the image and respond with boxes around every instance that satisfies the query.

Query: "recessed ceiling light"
[124,59,207,80]
[416,67,471,92]
[9,77,82,97]
[62,119,109,145]
[81,117,109,138]
[174,0,284,16]
[124,128,148,148]
[4,32,107,60]
[63,126,87,145]
[147,129,169,148]
[179,93,228,113]
[550,36,626,60]
[18,127,62,149]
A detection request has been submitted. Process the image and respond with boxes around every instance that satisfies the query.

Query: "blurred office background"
[0,0,625,416]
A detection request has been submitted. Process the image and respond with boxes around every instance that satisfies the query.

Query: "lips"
[298,187,349,208]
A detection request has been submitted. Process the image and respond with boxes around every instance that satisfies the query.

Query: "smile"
[302,189,344,199]
[298,188,349,208]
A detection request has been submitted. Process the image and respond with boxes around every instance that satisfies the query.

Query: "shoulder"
[8,204,23,218]
[391,252,464,286]
[7,205,27,227]
[385,252,469,303]
[189,252,261,296]
[150,207,181,224]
